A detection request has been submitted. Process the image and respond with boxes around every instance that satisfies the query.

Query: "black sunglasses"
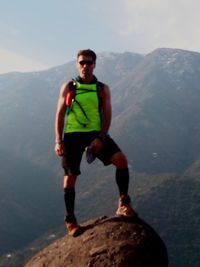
[79,60,94,66]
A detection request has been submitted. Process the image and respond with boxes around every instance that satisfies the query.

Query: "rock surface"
[25,216,168,267]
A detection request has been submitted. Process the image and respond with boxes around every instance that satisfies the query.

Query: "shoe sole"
[68,225,84,237]
[116,210,138,218]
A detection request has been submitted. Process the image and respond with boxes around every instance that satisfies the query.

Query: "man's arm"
[91,84,112,154]
[54,82,68,156]
[99,84,112,139]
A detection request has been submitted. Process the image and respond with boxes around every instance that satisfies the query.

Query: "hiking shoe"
[65,214,82,237]
[116,195,137,217]
[66,221,81,237]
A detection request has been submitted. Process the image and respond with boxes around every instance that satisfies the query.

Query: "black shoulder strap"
[96,81,104,91]
[96,82,105,122]
[68,80,76,91]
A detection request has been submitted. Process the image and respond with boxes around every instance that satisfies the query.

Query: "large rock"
[25,216,168,267]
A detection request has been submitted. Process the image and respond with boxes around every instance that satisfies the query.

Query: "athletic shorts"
[61,131,121,176]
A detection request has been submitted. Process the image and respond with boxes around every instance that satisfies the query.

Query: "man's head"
[76,49,96,82]
[77,49,97,62]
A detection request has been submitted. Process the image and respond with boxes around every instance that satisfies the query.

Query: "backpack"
[65,78,105,124]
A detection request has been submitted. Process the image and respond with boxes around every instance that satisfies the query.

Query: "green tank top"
[64,82,102,133]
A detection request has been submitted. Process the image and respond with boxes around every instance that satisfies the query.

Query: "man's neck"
[79,75,96,84]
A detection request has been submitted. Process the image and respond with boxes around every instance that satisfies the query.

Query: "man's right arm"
[54,82,69,156]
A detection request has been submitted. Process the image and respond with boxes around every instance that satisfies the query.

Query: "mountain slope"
[0,52,144,254]
[111,48,200,173]
[0,48,200,267]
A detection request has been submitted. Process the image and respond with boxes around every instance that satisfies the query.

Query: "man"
[55,49,136,236]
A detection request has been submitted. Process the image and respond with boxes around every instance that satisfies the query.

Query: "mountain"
[0,48,200,267]
[111,48,200,173]
[0,51,144,254]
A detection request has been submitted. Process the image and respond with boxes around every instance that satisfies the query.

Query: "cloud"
[98,0,200,53]
[0,48,49,74]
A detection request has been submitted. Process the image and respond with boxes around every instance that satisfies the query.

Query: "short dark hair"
[77,49,97,62]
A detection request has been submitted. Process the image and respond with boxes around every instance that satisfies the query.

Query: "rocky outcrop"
[25,216,168,267]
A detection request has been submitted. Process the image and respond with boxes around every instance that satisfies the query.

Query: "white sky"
[0,0,200,74]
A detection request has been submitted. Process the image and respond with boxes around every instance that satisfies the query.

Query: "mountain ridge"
[0,48,200,267]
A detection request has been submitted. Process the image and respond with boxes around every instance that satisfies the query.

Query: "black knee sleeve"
[116,168,129,196]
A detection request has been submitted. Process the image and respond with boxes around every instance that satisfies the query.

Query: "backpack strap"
[96,81,105,123]
[66,80,76,115]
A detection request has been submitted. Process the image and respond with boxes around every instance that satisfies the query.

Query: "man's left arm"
[91,84,111,153]
[98,84,112,140]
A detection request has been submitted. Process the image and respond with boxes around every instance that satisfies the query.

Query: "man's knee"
[63,175,77,188]
[111,152,128,169]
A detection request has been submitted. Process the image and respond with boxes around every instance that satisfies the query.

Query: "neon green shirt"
[64,82,102,133]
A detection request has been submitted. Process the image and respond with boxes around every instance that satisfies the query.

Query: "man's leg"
[63,175,81,236]
[63,175,77,218]
[61,132,88,236]
[111,151,129,196]
[111,151,136,217]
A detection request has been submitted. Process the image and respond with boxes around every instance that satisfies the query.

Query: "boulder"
[25,216,168,267]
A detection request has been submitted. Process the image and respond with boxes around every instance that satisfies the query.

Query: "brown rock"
[25,216,168,267]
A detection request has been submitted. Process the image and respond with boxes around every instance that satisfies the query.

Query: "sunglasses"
[78,60,94,66]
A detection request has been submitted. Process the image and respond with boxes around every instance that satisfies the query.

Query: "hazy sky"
[0,0,199,74]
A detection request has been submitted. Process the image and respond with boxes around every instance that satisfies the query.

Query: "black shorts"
[62,131,121,176]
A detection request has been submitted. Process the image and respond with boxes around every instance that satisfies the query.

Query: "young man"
[55,49,136,236]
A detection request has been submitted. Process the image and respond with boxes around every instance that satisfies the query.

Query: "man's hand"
[91,138,103,154]
[55,143,64,156]
[86,138,103,164]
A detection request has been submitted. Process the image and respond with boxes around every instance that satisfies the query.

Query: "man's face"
[76,55,96,79]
